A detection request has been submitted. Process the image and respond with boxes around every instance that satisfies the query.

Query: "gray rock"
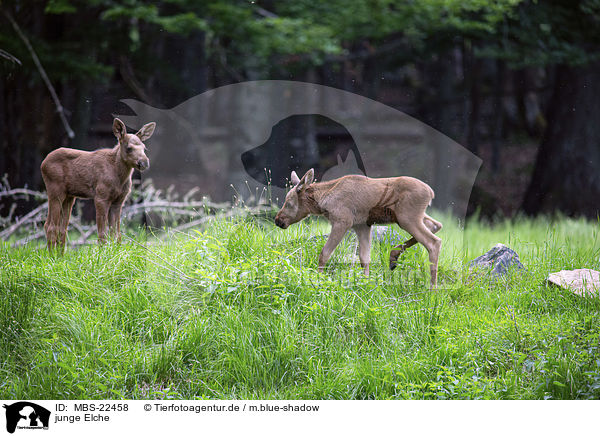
[469,243,525,277]
[371,226,403,245]
[547,269,600,297]
[309,226,404,246]
[307,234,329,243]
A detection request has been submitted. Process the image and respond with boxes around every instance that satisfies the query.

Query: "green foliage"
[204,2,341,70]
[478,0,600,67]
[4,0,594,90]
[277,0,522,49]
[45,0,77,14]
[1,214,599,399]
[101,4,207,36]
[2,0,527,83]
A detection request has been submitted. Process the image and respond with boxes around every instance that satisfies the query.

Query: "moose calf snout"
[137,159,150,171]
[274,216,287,229]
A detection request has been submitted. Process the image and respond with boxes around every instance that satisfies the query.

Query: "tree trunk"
[491,59,506,173]
[466,52,481,155]
[522,62,600,217]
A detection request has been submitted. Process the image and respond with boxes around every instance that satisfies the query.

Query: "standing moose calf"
[274,169,443,288]
[41,118,156,250]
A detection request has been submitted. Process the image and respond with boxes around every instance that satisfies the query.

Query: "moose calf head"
[274,168,315,229]
[112,118,154,172]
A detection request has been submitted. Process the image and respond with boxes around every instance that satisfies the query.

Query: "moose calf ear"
[113,118,127,140]
[304,168,315,185]
[290,171,300,186]
[297,168,315,192]
[136,122,156,141]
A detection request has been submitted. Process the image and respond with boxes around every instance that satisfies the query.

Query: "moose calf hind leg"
[427,237,442,288]
[44,222,58,251]
[58,196,75,248]
[389,244,408,271]
[389,214,442,271]
[394,214,442,289]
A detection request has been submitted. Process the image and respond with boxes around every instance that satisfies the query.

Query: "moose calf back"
[315,175,434,227]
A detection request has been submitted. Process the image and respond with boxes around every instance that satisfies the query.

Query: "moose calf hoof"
[389,259,398,271]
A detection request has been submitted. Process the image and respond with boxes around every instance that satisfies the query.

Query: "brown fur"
[41,118,156,251]
[274,169,443,288]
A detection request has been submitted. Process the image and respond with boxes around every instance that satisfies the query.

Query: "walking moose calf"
[41,118,156,250]
[274,169,442,289]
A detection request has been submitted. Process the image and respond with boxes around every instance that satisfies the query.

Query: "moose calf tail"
[427,183,435,207]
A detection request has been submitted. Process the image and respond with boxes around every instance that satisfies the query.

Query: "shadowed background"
[1,0,599,221]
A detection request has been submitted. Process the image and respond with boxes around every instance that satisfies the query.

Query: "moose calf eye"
[126,146,133,153]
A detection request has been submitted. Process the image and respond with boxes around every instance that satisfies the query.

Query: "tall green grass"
[1,214,599,399]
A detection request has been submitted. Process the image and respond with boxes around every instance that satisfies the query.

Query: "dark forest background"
[1,0,599,219]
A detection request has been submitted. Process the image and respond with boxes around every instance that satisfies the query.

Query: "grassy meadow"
[1,213,599,400]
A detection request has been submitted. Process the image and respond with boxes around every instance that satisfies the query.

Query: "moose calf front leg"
[354,224,372,276]
[94,198,110,244]
[318,220,351,272]
[108,202,123,243]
